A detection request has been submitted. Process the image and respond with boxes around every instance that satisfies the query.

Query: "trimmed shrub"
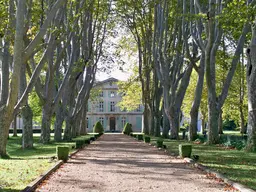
[123,123,133,135]
[179,144,192,158]
[137,134,143,141]
[144,136,151,143]
[156,138,163,148]
[93,133,100,139]
[75,139,85,149]
[56,146,69,162]
[93,121,104,134]
[84,138,90,145]
[90,136,96,142]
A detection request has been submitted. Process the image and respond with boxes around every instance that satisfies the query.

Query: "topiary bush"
[156,138,163,148]
[75,139,85,149]
[84,138,91,145]
[93,121,104,134]
[137,134,143,141]
[56,146,69,162]
[144,136,151,143]
[123,122,133,135]
[179,144,192,158]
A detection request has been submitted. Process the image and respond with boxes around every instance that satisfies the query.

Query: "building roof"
[94,77,119,86]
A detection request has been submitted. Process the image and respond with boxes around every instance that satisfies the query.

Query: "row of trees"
[0,0,112,157]
[0,0,255,158]
[116,0,256,151]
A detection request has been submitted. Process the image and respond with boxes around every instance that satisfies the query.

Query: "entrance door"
[110,117,116,132]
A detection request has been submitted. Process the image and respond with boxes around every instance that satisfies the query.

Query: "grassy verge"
[150,136,256,190]
[0,134,92,192]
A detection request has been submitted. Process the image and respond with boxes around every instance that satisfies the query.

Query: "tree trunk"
[63,115,72,141]
[0,0,25,157]
[240,106,246,134]
[0,107,9,157]
[71,117,77,138]
[22,105,33,149]
[246,22,256,152]
[40,106,52,143]
[150,114,155,136]
[169,107,179,139]
[154,114,161,137]
[75,112,81,137]
[80,106,87,135]
[142,105,150,134]
[201,117,206,135]
[13,115,18,137]
[189,109,198,141]
[207,101,220,144]
[162,109,170,138]
[189,54,205,141]
[54,103,64,141]
[218,109,223,134]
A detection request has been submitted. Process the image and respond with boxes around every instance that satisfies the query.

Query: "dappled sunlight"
[36,134,226,192]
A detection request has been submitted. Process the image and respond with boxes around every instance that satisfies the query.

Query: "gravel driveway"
[36,134,227,192]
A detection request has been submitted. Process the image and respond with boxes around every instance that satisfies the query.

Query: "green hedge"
[179,144,192,158]
[156,138,163,148]
[93,121,104,134]
[90,136,96,142]
[84,138,90,144]
[137,134,144,141]
[123,123,133,135]
[144,136,151,143]
[56,146,69,162]
[75,139,85,149]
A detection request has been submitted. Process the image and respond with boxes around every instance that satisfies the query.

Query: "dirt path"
[36,134,227,192]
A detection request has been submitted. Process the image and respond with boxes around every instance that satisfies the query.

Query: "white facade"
[87,78,143,132]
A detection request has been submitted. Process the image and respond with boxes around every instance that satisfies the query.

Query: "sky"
[95,26,137,82]
[96,68,131,81]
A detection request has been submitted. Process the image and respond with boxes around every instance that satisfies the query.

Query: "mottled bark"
[13,115,18,137]
[162,108,170,138]
[0,108,9,157]
[41,105,52,144]
[63,115,72,141]
[143,105,150,135]
[189,55,205,141]
[54,103,64,141]
[207,101,219,144]
[246,20,256,152]
[40,53,55,144]
[22,105,33,149]
[0,42,10,106]
[201,118,206,134]
[218,109,223,134]
[169,107,180,139]
[240,106,246,134]
[0,0,25,157]
[80,106,87,135]
[189,110,198,141]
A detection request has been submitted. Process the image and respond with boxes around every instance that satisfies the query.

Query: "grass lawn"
[0,134,92,192]
[149,134,256,190]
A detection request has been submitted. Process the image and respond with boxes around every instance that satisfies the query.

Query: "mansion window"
[110,91,115,97]
[121,117,126,127]
[99,91,104,97]
[86,117,89,129]
[110,101,115,112]
[99,117,104,126]
[99,101,104,112]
